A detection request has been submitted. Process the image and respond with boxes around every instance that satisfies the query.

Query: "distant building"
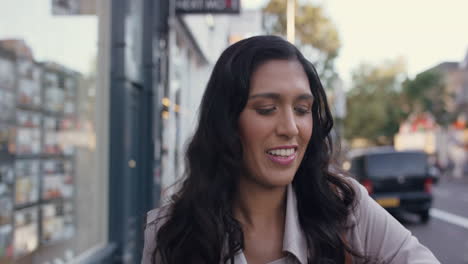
[432,49,468,118]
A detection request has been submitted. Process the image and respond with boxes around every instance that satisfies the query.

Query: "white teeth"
[267,148,295,157]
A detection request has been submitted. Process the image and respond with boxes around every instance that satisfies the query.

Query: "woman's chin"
[255,172,295,189]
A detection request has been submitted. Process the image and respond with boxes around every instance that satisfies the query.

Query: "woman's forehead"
[249,60,311,96]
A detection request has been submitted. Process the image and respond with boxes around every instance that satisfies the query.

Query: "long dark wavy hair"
[151,35,365,263]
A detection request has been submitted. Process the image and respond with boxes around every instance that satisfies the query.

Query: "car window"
[365,152,428,178]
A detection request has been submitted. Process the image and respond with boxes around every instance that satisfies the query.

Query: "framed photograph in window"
[43,116,61,155]
[14,160,40,206]
[16,110,41,128]
[42,159,74,200]
[17,60,41,108]
[41,201,74,244]
[16,127,41,155]
[0,124,15,156]
[13,207,38,257]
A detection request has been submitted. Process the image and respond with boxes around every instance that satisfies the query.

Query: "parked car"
[346,148,437,223]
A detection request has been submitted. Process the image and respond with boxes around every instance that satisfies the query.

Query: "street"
[396,177,468,264]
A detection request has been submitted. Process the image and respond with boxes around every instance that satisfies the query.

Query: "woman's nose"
[276,109,299,138]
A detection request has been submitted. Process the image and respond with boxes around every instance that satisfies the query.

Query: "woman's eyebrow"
[248,93,314,101]
[296,94,314,101]
[248,93,280,100]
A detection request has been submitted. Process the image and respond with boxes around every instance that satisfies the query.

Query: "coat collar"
[283,184,308,264]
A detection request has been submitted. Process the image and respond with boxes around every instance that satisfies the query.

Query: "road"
[397,177,468,264]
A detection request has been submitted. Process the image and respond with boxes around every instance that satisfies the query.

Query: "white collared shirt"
[142,178,440,264]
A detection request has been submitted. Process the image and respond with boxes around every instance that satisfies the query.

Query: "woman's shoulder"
[335,175,371,221]
[350,176,386,214]
[142,204,173,264]
[344,176,367,199]
[342,176,441,263]
[146,204,173,226]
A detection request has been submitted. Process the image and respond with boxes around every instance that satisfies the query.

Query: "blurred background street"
[0,0,467,263]
[403,177,468,264]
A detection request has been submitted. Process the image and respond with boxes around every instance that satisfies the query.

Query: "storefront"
[0,0,167,263]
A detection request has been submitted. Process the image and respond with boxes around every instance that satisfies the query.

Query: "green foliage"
[401,70,452,126]
[262,0,340,87]
[344,59,407,145]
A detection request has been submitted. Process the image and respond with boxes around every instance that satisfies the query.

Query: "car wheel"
[420,210,430,224]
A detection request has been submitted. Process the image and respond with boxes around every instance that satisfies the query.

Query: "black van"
[346,148,437,223]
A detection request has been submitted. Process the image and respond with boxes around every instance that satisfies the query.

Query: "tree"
[262,0,340,88]
[344,59,407,145]
[401,69,453,126]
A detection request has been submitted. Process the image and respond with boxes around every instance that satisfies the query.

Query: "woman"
[142,35,439,264]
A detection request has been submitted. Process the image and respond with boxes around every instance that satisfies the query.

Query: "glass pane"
[0,1,107,263]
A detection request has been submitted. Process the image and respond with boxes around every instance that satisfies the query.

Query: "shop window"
[0,1,107,263]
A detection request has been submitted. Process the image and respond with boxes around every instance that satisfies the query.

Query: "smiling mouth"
[266,147,297,157]
[265,147,297,166]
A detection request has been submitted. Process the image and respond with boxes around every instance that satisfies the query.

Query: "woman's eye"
[295,106,311,115]
[256,107,276,115]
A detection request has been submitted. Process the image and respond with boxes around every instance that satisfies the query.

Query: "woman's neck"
[233,179,287,230]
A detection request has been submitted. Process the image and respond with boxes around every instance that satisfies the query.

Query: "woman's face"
[238,59,313,189]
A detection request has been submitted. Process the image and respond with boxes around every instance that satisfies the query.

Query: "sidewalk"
[438,174,468,185]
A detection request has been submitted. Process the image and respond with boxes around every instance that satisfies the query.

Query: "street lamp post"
[287,0,295,43]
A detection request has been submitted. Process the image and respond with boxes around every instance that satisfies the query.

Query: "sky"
[1,0,467,87]
[0,0,97,75]
[242,0,468,88]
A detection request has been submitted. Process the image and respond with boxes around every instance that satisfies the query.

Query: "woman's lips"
[266,152,297,166]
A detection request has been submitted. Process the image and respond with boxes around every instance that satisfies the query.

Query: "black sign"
[175,0,241,14]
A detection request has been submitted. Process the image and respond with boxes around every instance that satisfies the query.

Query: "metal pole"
[287,0,295,43]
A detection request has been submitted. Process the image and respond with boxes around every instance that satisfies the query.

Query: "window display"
[13,207,38,257]
[0,218,13,259]
[43,72,65,113]
[0,125,15,156]
[0,56,16,122]
[0,198,13,254]
[59,118,76,156]
[43,117,60,155]
[44,86,65,113]
[14,160,40,206]
[0,164,13,198]
[16,60,41,108]
[42,159,73,200]
[0,164,13,260]
[64,77,77,116]
[0,90,15,122]
[64,100,76,116]
[0,198,13,227]
[15,128,41,156]
[17,79,41,107]
[0,56,15,91]
[16,110,41,128]
[41,201,74,244]
[0,2,102,261]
